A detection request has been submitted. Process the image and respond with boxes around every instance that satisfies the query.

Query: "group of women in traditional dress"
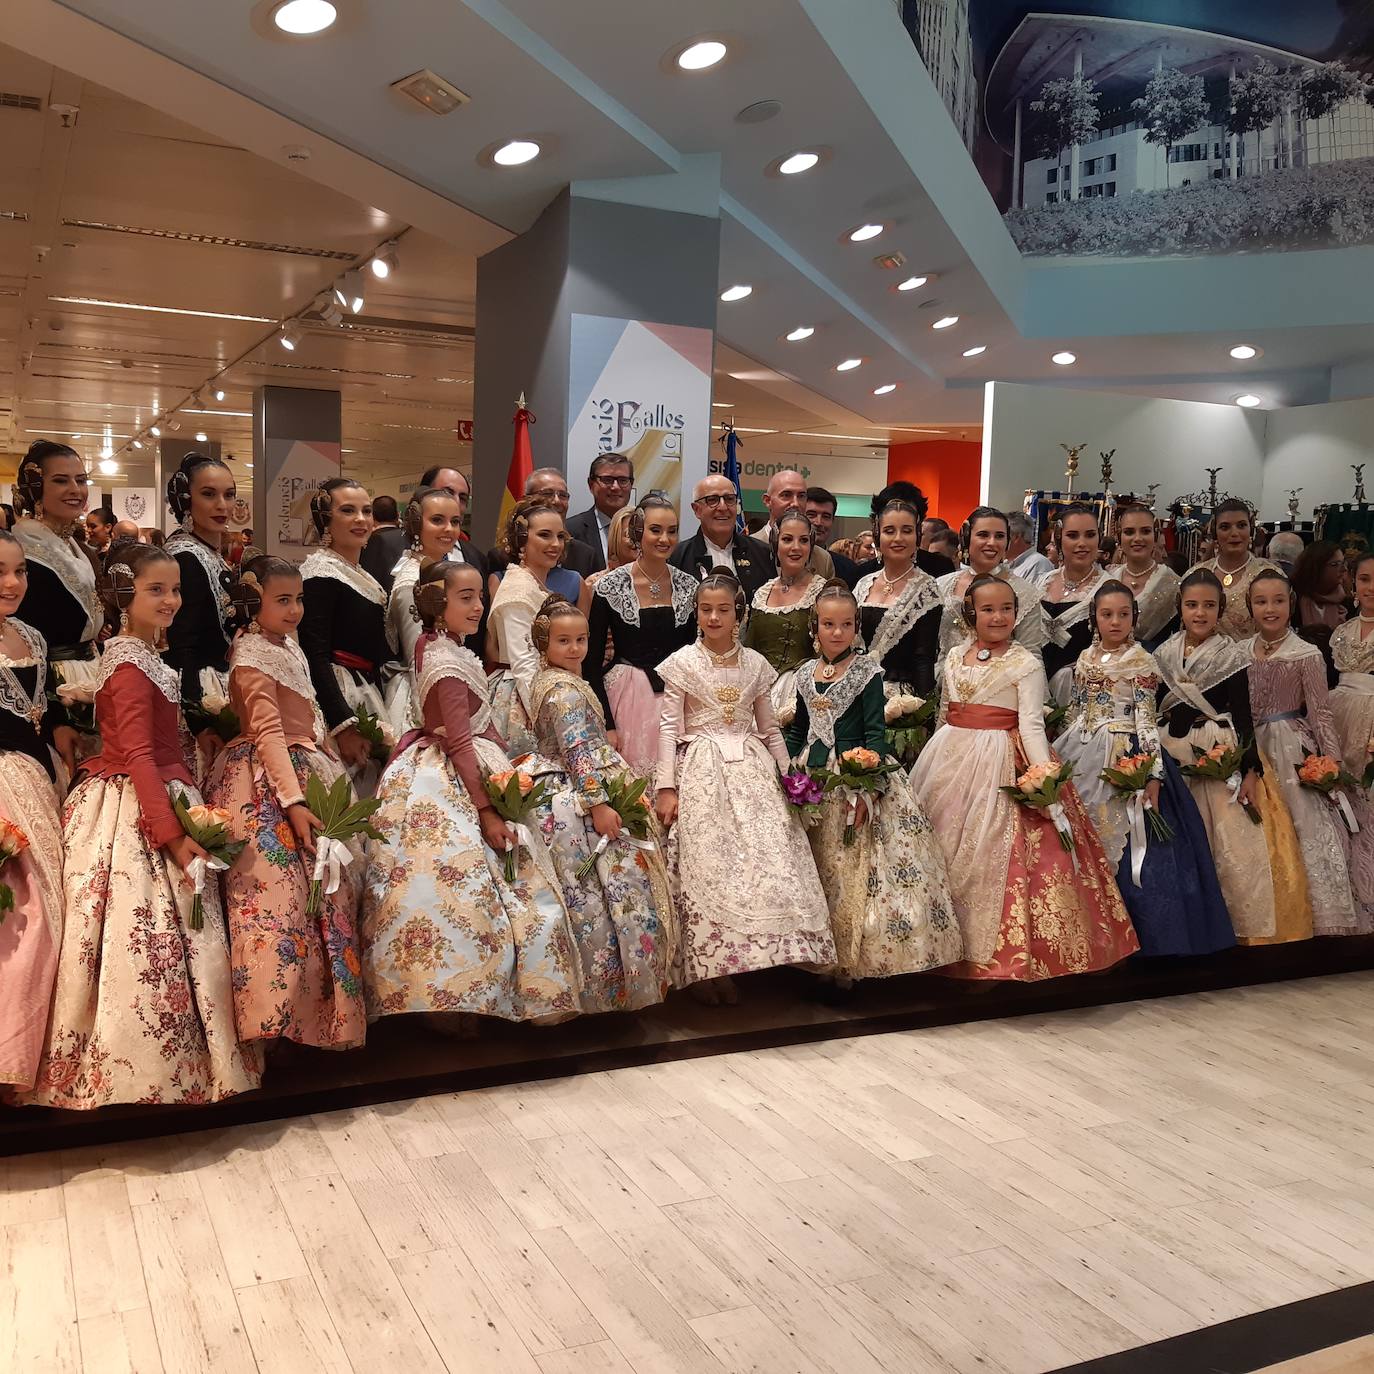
[1,436,1372,1113]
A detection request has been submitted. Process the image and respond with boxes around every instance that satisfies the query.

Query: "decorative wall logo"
[589,398,687,453]
[125,493,146,520]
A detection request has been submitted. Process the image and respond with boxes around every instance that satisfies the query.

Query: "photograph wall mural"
[902,1,1374,256]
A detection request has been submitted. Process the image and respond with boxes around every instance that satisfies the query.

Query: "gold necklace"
[703,640,738,668]
[1216,553,1249,589]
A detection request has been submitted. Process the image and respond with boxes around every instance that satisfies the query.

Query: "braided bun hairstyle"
[696,570,747,623]
[403,485,460,550]
[1091,577,1139,632]
[629,492,676,548]
[807,577,858,641]
[166,451,231,524]
[16,439,81,518]
[412,557,483,632]
[530,593,585,656]
[500,495,562,561]
[961,572,1019,627]
[100,541,176,622]
[309,476,366,538]
[229,554,298,629]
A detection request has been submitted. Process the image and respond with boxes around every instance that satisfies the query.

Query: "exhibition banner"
[566,314,713,534]
[262,438,341,559]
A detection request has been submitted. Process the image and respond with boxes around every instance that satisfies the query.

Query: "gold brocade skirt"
[1244,750,1314,946]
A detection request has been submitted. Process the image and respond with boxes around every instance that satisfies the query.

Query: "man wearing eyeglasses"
[566,453,634,573]
[668,473,775,598]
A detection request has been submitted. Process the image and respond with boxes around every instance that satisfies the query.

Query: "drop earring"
[119,609,129,634]
[322,528,333,549]
[812,632,821,654]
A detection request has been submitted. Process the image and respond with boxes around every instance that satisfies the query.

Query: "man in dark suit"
[669,473,775,599]
[854,481,957,581]
[804,485,860,587]
[360,494,407,592]
[524,467,598,576]
[565,453,633,574]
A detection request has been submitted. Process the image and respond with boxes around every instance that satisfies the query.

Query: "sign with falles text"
[566,314,713,534]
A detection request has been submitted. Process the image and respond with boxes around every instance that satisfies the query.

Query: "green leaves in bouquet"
[171,791,246,865]
[184,700,241,743]
[304,771,385,845]
[603,772,652,840]
[353,706,391,762]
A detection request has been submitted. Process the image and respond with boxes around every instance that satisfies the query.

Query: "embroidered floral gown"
[1248,634,1362,937]
[0,621,65,1094]
[744,574,825,723]
[1056,642,1234,957]
[204,631,367,1049]
[361,632,581,1021]
[1329,619,1374,934]
[656,643,835,984]
[784,654,961,978]
[1155,631,1286,943]
[910,643,1138,980]
[935,566,1048,672]
[23,637,260,1108]
[516,667,675,1012]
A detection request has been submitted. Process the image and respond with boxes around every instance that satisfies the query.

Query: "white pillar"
[1012,97,1023,209]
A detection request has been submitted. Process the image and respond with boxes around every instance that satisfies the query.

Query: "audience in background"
[566,452,633,574]
[804,486,859,587]
[361,492,406,592]
[1007,511,1053,581]
[85,506,116,555]
[1267,531,1305,574]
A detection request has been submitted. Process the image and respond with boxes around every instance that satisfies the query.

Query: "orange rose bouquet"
[1100,752,1173,843]
[1001,760,1076,854]
[0,818,29,924]
[1181,741,1261,824]
[171,794,246,930]
[812,745,902,844]
[1297,752,1361,833]
[484,769,551,881]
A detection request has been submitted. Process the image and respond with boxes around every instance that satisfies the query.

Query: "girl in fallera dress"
[0,533,66,1095]
[1108,504,1179,648]
[784,580,961,980]
[1155,570,1287,944]
[487,498,572,755]
[656,573,835,1003]
[1189,499,1277,641]
[911,575,1139,980]
[1247,570,1365,936]
[384,486,465,738]
[585,494,697,783]
[299,478,395,797]
[362,560,580,1030]
[936,506,1047,669]
[1039,505,1111,706]
[1055,581,1234,957]
[12,440,95,779]
[516,595,675,1013]
[854,499,943,698]
[25,545,260,1108]
[744,508,826,721]
[205,557,367,1051]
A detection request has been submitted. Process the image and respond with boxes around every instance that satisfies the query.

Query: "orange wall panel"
[887,440,983,525]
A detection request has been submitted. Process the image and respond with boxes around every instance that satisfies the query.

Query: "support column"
[1012,97,1023,209]
[251,385,341,560]
[472,159,721,543]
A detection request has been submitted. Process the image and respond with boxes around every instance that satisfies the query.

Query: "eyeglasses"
[594,474,633,487]
[695,492,739,509]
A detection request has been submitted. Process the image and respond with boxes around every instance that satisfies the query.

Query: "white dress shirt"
[702,533,736,571]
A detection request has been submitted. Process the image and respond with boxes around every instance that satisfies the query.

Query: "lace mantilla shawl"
[657,643,774,716]
[793,653,883,752]
[1331,618,1374,675]
[165,529,232,634]
[1038,565,1109,647]
[417,634,494,735]
[853,567,941,661]
[0,619,47,727]
[231,630,325,744]
[529,666,605,728]
[96,635,180,704]
[1154,631,1251,716]
[751,574,825,616]
[490,563,552,620]
[594,563,697,627]
[1107,563,1180,641]
[15,518,100,641]
[301,548,386,607]
[941,640,1043,710]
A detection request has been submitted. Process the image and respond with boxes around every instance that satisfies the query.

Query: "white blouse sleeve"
[657,681,686,791]
[497,600,539,713]
[1017,662,1052,767]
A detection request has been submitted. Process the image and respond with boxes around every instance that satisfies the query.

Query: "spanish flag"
[497,393,535,533]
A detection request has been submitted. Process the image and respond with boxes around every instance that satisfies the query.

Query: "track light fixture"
[280,322,302,350]
[370,243,399,279]
[333,269,365,314]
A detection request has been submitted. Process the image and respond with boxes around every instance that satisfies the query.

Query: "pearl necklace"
[1359,613,1374,624]
[1120,563,1154,590]
[879,563,914,590]
[1256,629,1290,658]
[703,641,739,668]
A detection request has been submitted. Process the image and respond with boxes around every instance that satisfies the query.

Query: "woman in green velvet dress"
[744,507,825,724]
[785,580,961,981]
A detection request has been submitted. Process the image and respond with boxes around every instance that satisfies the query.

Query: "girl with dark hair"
[936,505,1047,667]
[1055,581,1235,957]
[1154,569,1285,942]
[1188,499,1276,639]
[784,580,960,980]
[655,573,834,1001]
[854,499,943,699]
[745,508,827,722]
[25,545,260,1107]
[1247,570,1364,936]
[514,595,674,1013]
[163,452,237,718]
[362,561,579,1031]
[0,530,65,1094]
[1039,505,1111,705]
[585,494,697,783]
[1330,552,1374,781]
[299,477,395,796]
[13,440,97,774]
[1108,504,1179,647]
[912,575,1138,980]
[203,556,367,1051]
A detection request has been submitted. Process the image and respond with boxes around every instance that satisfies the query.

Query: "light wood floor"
[1260,1336,1374,1372]
[7,972,1374,1374]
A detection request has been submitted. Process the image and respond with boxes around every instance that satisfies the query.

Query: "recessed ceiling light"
[848,223,884,242]
[212,387,226,402]
[719,284,753,302]
[194,431,209,443]
[676,40,728,71]
[932,315,959,330]
[873,384,897,395]
[711,401,733,408]
[493,139,541,167]
[962,345,987,357]
[272,1,337,36]
[897,275,928,292]
[1235,393,1263,408]
[785,325,815,342]
[836,358,863,371]
[98,445,114,460]
[1051,350,1076,365]
[778,151,820,175]
[1230,344,1260,360]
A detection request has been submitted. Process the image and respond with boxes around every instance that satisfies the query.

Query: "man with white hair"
[758,468,833,578]
[669,473,774,597]
[1267,530,1304,574]
[1008,511,1053,581]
